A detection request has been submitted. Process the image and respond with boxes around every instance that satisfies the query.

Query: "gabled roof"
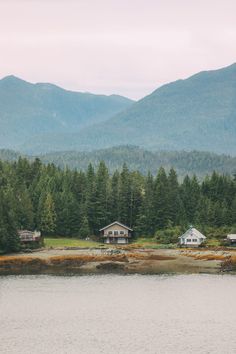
[99,221,133,232]
[179,227,206,239]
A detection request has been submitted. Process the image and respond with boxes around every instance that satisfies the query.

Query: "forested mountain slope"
[22,63,236,154]
[0,75,133,150]
[1,146,235,178]
[1,63,236,154]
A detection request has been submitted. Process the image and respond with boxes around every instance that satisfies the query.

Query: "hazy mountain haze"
[0,75,133,150]
[8,63,235,155]
[0,0,236,99]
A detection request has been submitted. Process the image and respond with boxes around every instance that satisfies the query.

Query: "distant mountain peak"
[2,74,20,80]
[0,76,134,152]
[0,63,236,155]
[0,75,32,87]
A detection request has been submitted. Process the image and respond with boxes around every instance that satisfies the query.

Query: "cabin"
[226,234,236,245]
[99,221,133,244]
[179,227,206,247]
[18,230,42,244]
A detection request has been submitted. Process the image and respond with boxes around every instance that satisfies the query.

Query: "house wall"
[227,235,236,243]
[180,237,203,246]
[104,237,128,244]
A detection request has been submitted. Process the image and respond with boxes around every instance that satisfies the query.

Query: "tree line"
[1,146,236,178]
[0,157,235,252]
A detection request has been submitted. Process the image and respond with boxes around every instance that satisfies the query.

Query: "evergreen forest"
[0,157,236,253]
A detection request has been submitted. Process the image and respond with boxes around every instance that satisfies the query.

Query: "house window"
[114,231,118,236]
[187,239,191,242]
[193,239,198,242]
[108,231,113,235]
[120,230,124,235]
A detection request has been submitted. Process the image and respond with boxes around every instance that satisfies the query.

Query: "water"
[0,274,236,354]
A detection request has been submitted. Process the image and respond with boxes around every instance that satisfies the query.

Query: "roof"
[179,227,206,239]
[99,221,133,232]
[227,234,236,240]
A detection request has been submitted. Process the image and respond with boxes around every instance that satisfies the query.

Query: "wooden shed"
[18,230,42,244]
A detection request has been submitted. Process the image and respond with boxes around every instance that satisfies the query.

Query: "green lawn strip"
[131,238,174,249]
[44,237,103,248]
[205,239,221,247]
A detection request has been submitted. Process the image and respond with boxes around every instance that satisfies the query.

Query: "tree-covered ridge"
[1,64,236,154]
[24,62,236,154]
[0,146,236,179]
[0,157,235,252]
[0,75,133,151]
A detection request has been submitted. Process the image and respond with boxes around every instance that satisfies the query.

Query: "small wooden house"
[100,221,133,244]
[179,227,206,247]
[18,230,42,244]
[226,234,236,244]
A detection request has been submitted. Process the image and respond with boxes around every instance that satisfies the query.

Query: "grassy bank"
[44,237,103,248]
[43,236,226,250]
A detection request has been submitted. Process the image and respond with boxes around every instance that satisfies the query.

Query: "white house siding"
[179,228,206,247]
[180,238,202,246]
[104,237,128,244]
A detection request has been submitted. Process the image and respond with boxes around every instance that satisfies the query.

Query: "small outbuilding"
[100,221,132,244]
[226,234,236,244]
[18,230,42,244]
[179,227,206,247]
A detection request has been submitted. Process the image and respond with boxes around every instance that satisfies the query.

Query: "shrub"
[155,226,183,244]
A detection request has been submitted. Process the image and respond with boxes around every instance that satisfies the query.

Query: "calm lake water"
[0,274,236,354]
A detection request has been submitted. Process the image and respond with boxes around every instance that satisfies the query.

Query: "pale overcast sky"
[0,0,235,99]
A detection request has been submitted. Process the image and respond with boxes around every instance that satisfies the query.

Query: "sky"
[0,0,236,100]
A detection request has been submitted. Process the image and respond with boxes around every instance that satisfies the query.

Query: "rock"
[105,249,122,255]
[96,262,125,271]
[23,249,33,253]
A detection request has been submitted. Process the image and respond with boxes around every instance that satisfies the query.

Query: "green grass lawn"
[44,237,103,248]
[132,237,177,249]
[44,236,221,250]
[205,238,221,247]
[133,237,156,245]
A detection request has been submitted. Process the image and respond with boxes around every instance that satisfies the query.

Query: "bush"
[155,226,183,244]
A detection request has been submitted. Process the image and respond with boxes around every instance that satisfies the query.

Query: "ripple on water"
[0,274,236,354]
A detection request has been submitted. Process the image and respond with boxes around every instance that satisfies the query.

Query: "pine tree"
[93,161,110,233]
[0,190,20,253]
[140,172,156,235]
[231,196,236,225]
[167,168,184,225]
[109,170,120,222]
[85,163,96,232]
[79,216,90,238]
[119,164,132,226]
[55,190,80,236]
[180,175,200,224]
[39,193,57,235]
[154,167,169,229]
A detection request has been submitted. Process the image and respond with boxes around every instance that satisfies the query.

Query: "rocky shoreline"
[1,247,236,275]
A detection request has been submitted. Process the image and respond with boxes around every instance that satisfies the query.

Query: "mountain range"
[0,75,133,151]
[0,63,236,155]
